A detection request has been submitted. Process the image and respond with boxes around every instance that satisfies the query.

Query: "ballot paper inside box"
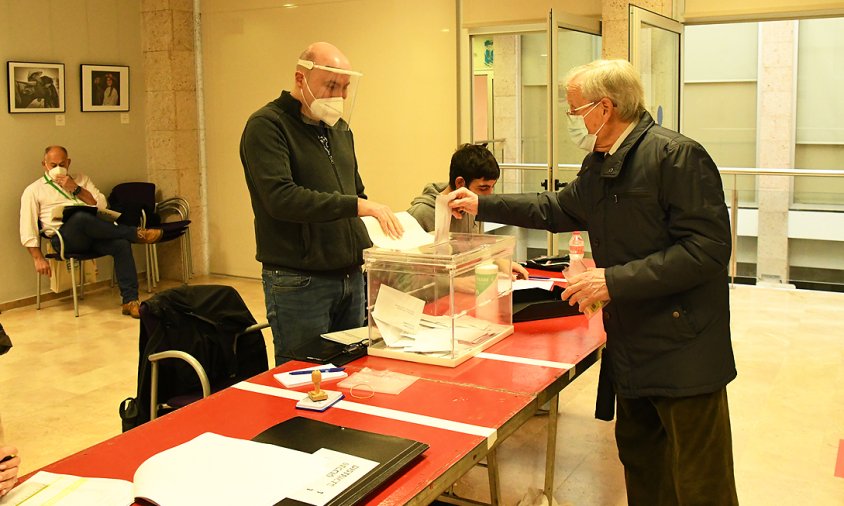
[363,233,515,367]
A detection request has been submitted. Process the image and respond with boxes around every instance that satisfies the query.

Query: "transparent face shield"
[297,59,362,130]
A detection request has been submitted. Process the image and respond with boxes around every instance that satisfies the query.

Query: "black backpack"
[119,285,268,431]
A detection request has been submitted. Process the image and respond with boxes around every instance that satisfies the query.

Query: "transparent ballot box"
[364,234,515,367]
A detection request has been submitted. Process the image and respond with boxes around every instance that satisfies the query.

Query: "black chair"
[120,285,269,431]
[109,182,192,290]
[36,224,108,317]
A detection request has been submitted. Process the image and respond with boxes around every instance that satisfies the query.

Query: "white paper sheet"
[513,279,555,291]
[372,284,425,346]
[274,363,348,388]
[0,471,131,506]
[361,211,433,250]
[133,432,323,506]
[434,194,451,244]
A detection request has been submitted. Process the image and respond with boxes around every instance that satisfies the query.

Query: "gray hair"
[564,60,645,122]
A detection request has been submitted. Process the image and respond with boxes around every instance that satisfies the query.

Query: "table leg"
[544,393,559,502]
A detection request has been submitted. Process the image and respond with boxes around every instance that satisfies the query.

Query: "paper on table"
[372,284,425,346]
[513,278,555,291]
[361,211,434,250]
[287,448,378,506]
[0,471,132,506]
[275,363,348,388]
[434,194,451,244]
[321,325,369,346]
[133,432,323,506]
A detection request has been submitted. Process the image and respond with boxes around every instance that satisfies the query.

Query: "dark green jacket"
[240,91,372,273]
[479,111,736,407]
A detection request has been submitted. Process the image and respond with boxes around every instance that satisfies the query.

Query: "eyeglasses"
[566,101,596,116]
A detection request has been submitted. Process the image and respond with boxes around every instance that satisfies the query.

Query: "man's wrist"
[72,185,83,196]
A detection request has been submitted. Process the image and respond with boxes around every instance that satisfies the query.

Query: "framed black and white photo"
[80,64,129,112]
[7,61,65,113]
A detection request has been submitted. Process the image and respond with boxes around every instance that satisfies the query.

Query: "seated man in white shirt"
[19,146,163,318]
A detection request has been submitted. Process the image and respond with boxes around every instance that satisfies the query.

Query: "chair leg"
[36,271,42,310]
[152,244,160,286]
[181,235,189,284]
[144,244,152,293]
[79,260,86,299]
[185,229,193,279]
[70,259,80,317]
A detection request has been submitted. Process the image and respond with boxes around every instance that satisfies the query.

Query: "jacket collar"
[578,110,655,179]
[274,90,307,119]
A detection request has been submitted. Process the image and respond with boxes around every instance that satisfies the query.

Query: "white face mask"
[567,102,604,152]
[48,166,67,178]
[303,78,344,127]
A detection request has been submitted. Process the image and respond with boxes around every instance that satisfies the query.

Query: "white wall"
[201,0,460,278]
[0,0,147,304]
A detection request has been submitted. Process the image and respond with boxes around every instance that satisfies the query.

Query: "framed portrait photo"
[7,61,65,113]
[81,64,129,112]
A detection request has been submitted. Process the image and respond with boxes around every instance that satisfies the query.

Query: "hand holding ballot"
[358,198,404,239]
[446,187,479,218]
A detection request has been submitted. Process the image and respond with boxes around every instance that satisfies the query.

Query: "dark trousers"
[616,387,739,506]
[51,212,139,304]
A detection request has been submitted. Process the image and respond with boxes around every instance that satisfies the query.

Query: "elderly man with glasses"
[448,59,738,506]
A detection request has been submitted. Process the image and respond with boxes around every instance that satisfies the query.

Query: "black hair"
[448,143,499,190]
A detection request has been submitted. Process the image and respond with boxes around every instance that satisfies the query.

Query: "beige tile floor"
[0,277,842,505]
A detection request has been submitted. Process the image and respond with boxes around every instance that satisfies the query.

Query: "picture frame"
[80,64,129,112]
[7,61,65,113]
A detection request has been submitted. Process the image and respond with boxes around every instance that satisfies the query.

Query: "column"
[141,0,206,279]
[755,21,796,285]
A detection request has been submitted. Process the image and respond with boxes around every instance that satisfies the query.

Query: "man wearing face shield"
[240,42,403,366]
[448,60,737,505]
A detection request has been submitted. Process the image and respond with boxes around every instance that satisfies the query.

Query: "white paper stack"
[274,364,348,388]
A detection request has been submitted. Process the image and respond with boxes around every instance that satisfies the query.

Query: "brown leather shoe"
[122,300,141,319]
[136,228,163,244]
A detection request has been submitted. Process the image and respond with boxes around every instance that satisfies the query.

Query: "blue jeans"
[52,212,139,303]
[262,267,365,366]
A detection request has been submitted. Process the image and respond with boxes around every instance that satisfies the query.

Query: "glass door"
[468,11,601,259]
[629,5,683,131]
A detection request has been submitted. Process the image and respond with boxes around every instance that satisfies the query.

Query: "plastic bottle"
[564,231,603,318]
[475,262,499,322]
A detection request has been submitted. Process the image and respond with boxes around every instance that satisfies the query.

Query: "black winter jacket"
[479,111,736,410]
[240,91,372,273]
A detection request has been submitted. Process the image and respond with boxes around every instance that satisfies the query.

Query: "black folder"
[253,417,428,506]
[512,285,581,322]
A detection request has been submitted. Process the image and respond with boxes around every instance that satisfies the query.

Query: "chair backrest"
[109,182,158,227]
[122,285,268,430]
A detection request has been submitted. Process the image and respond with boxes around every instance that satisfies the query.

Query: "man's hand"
[0,446,20,496]
[447,187,479,218]
[34,257,52,277]
[511,262,529,280]
[561,267,610,313]
[357,198,403,239]
[53,174,79,194]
